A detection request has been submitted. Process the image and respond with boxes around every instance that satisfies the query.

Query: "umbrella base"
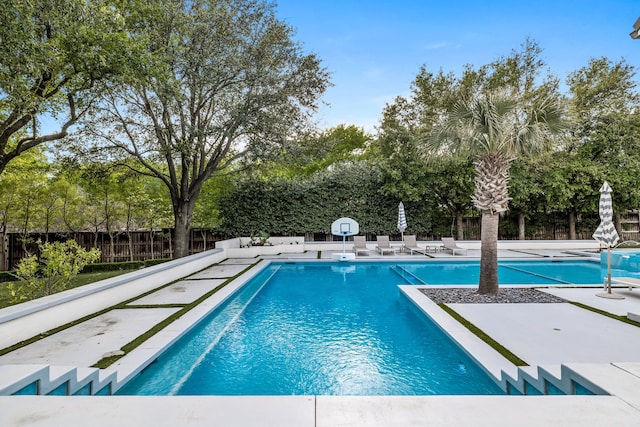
[333,252,356,261]
[596,291,625,299]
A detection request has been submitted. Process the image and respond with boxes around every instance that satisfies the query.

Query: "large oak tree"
[79,0,330,258]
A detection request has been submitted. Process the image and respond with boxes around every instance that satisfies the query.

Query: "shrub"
[81,261,144,273]
[79,258,171,273]
[143,258,172,267]
[7,240,101,302]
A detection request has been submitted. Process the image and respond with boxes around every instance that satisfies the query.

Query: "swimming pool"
[118,262,507,396]
[117,258,625,396]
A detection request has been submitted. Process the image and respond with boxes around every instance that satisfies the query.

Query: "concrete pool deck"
[2,243,640,425]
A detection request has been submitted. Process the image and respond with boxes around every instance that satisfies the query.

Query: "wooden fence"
[0,229,223,271]
[2,210,640,270]
[303,210,640,243]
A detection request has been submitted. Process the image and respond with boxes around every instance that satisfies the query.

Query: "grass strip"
[317,251,322,259]
[570,301,640,327]
[91,262,259,369]
[0,271,190,357]
[438,303,529,367]
[0,305,119,357]
[125,304,186,309]
[0,260,258,362]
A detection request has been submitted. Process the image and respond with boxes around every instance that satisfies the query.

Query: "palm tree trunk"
[478,210,500,295]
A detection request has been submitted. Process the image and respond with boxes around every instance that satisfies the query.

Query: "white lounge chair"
[352,236,371,256]
[611,277,640,290]
[375,236,397,255]
[441,237,467,255]
[403,235,426,255]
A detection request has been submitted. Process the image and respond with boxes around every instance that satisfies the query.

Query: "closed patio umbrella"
[593,181,623,299]
[398,201,407,245]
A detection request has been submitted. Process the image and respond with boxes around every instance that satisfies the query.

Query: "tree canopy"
[0,0,139,175]
[4,27,640,267]
[76,0,331,258]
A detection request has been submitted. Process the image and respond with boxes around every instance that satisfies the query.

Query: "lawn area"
[0,269,138,310]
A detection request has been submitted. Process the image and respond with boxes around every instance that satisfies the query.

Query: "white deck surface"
[450,302,640,365]
[187,263,249,279]
[2,246,640,426]
[131,279,225,305]
[0,308,180,366]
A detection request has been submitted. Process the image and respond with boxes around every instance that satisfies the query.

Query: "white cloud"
[423,41,450,50]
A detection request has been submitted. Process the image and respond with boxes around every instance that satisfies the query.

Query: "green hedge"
[143,258,172,267]
[217,162,435,237]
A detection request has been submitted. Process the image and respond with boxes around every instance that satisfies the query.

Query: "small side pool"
[401,259,619,285]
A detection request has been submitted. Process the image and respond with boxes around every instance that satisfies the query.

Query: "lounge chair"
[611,277,640,291]
[403,235,426,255]
[352,236,371,256]
[376,235,397,255]
[441,237,467,256]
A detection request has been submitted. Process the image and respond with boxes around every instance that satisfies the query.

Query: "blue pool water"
[401,259,617,285]
[607,251,640,272]
[117,259,624,396]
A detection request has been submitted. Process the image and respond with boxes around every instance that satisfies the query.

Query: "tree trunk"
[128,232,134,262]
[455,211,464,241]
[0,233,6,271]
[150,230,155,260]
[478,210,500,296]
[568,211,576,240]
[44,211,50,242]
[109,233,115,262]
[173,201,195,259]
[518,212,525,240]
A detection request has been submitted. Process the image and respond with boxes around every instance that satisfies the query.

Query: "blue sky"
[275,0,640,133]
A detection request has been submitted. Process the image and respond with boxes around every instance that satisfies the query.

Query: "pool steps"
[391,265,427,285]
[499,364,607,396]
[0,360,609,396]
[0,364,118,396]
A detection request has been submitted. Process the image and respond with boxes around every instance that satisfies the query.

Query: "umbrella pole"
[607,247,612,294]
[597,246,624,299]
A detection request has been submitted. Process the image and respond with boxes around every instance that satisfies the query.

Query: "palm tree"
[429,90,565,295]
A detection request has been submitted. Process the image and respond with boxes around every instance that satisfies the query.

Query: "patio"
[1,241,640,426]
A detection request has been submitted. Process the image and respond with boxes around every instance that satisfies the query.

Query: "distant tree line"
[3,1,640,263]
